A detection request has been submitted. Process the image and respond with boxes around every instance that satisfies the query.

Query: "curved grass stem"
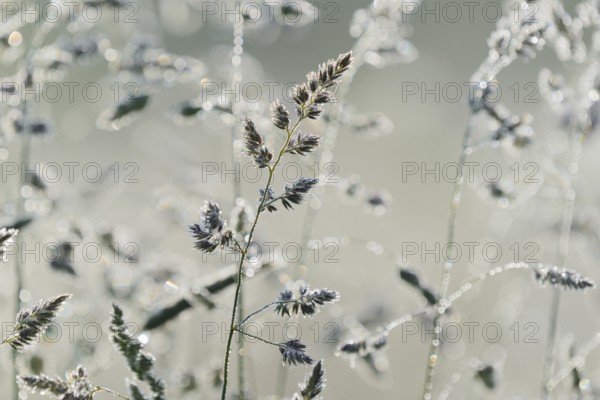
[236,328,281,348]
[421,113,476,399]
[230,11,245,397]
[541,120,584,399]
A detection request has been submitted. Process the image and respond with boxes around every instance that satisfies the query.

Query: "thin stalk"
[347,262,564,367]
[342,265,548,372]
[376,262,535,341]
[237,299,298,327]
[230,6,244,202]
[547,332,600,391]
[422,113,476,399]
[438,363,469,400]
[11,103,32,400]
[221,108,306,400]
[236,275,246,399]
[11,276,22,398]
[438,114,476,299]
[10,14,60,400]
[229,9,245,397]
[543,287,561,396]
[92,386,131,400]
[542,122,584,398]
[236,329,281,347]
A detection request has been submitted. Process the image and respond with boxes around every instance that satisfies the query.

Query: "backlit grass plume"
[292,360,326,399]
[18,374,69,397]
[286,130,321,155]
[19,365,129,400]
[189,201,234,253]
[533,265,595,290]
[280,340,314,366]
[242,116,273,168]
[2,294,71,352]
[274,287,339,317]
[110,304,166,400]
[184,51,353,400]
[281,178,319,210]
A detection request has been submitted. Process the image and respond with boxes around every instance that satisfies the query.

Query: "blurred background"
[1,0,600,398]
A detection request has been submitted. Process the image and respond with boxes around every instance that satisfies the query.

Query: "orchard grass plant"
[3,0,600,399]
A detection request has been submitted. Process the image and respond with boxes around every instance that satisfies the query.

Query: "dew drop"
[8,31,23,47]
